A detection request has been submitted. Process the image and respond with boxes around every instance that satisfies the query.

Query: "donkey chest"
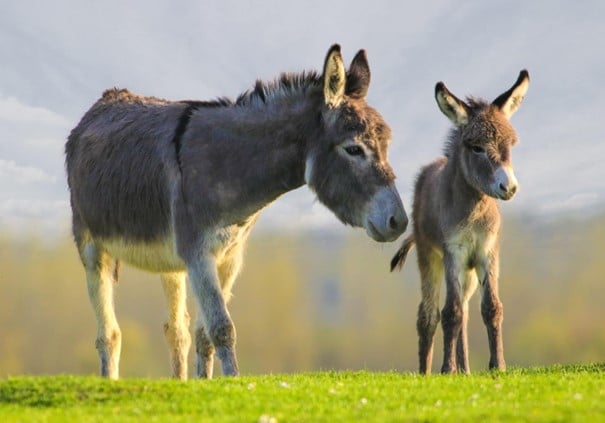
[445,226,497,269]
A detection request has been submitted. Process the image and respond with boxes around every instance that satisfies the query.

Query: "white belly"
[103,237,186,273]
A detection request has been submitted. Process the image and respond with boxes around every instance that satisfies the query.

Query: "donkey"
[66,45,407,380]
[390,70,529,374]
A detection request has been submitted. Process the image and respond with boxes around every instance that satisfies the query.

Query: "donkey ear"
[323,44,346,107]
[492,70,530,119]
[435,82,470,126]
[345,49,371,99]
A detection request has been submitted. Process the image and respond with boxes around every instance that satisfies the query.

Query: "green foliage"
[0,364,603,422]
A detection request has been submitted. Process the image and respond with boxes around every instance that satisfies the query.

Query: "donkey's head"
[435,70,529,201]
[305,45,407,242]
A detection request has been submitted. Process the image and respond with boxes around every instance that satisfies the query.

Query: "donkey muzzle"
[492,165,519,200]
[364,184,408,242]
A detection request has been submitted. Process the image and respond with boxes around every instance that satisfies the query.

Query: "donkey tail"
[390,235,416,272]
[113,260,121,284]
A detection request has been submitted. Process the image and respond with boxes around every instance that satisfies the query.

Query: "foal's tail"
[113,260,121,284]
[390,235,415,272]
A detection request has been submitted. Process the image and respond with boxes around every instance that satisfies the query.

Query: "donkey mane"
[235,71,322,107]
[465,96,489,109]
[101,72,323,111]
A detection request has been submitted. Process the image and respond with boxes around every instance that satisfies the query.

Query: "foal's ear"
[492,69,530,119]
[435,82,470,126]
[345,49,370,99]
[323,44,346,107]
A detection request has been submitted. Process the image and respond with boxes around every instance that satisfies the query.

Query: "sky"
[1,0,603,237]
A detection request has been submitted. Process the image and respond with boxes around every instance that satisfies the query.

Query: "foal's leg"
[82,244,121,379]
[188,256,239,377]
[478,251,506,371]
[416,247,443,375]
[456,270,479,374]
[160,272,191,380]
[441,248,465,374]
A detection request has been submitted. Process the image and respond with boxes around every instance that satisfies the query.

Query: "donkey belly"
[102,237,186,273]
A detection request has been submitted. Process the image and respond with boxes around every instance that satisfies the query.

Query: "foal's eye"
[344,145,365,157]
[470,145,485,154]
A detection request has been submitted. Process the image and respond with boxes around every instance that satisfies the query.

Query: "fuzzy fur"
[66,45,407,379]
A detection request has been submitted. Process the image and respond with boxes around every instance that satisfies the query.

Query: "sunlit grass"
[1,364,603,422]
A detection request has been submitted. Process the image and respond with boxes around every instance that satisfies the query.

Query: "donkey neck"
[180,89,323,224]
[441,149,497,225]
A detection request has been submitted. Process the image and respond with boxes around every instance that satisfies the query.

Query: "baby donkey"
[391,70,529,374]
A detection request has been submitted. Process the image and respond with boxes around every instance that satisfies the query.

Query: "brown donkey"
[391,70,529,374]
[66,45,407,379]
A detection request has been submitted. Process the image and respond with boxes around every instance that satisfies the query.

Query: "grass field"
[0,364,603,422]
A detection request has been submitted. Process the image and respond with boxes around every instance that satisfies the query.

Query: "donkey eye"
[470,145,485,154]
[344,145,365,157]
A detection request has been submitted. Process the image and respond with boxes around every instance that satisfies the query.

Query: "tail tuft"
[113,260,121,284]
[390,235,415,272]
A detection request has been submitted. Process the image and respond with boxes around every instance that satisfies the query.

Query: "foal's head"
[435,70,530,200]
[305,45,407,241]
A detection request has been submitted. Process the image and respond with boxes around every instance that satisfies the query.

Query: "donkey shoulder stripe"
[172,103,201,172]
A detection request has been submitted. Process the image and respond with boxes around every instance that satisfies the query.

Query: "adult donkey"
[66,45,407,380]
[390,70,529,374]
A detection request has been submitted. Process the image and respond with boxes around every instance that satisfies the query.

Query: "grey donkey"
[66,44,408,379]
[390,70,529,374]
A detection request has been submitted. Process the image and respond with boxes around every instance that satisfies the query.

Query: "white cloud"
[538,192,601,215]
[0,198,71,238]
[23,137,65,148]
[0,198,68,218]
[0,96,70,127]
[0,159,56,185]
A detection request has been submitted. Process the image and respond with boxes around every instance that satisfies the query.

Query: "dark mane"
[105,71,322,111]
[179,98,235,108]
[235,71,322,106]
[465,96,489,109]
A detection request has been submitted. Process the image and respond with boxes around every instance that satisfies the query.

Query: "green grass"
[1,364,603,422]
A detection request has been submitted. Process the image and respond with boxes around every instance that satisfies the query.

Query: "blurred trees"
[0,213,604,377]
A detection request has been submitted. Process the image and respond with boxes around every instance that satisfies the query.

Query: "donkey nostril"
[499,183,518,197]
[388,215,408,232]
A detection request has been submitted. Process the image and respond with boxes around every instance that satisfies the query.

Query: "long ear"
[323,44,346,107]
[435,82,470,126]
[345,49,370,99]
[492,69,530,119]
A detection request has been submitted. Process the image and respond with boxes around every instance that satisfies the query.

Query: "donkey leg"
[481,286,505,370]
[194,240,246,378]
[188,257,239,377]
[455,301,470,374]
[416,248,443,375]
[82,244,121,379]
[479,254,505,371]
[160,272,191,380]
[441,293,462,374]
[441,249,464,374]
[194,308,216,379]
[456,271,479,374]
